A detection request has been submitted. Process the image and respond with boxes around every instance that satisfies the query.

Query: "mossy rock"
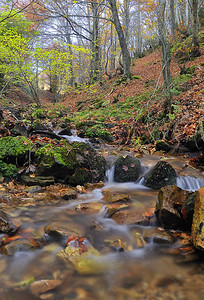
[155,140,172,152]
[0,136,32,178]
[77,123,114,143]
[113,155,141,182]
[36,142,106,185]
[144,161,177,189]
[0,136,32,164]
[0,160,18,178]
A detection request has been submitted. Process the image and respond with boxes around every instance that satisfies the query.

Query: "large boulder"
[191,187,204,250]
[156,185,195,230]
[144,161,177,189]
[113,155,141,182]
[36,142,106,186]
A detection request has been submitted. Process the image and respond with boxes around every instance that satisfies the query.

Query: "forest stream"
[0,136,204,300]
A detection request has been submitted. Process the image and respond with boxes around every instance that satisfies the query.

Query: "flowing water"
[0,152,204,300]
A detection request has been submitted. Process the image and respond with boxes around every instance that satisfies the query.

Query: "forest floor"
[2,43,204,158]
[60,44,204,152]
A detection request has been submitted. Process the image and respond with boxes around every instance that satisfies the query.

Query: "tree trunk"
[65,21,75,87]
[124,0,130,46]
[170,0,176,38]
[136,0,142,57]
[90,1,101,82]
[191,0,200,56]
[108,0,131,79]
[158,0,172,113]
[110,24,116,70]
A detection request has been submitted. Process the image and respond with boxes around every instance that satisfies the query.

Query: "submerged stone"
[143,228,174,244]
[192,187,204,250]
[2,239,37,255]
[57,236,104,274]
[75,202,104,214]
[144,161,177,189]
[113,155,141,182]
[30,279,62,296]
[104,239,126,252]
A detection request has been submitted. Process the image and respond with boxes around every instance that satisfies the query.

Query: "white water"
[176,175,204,191]
[105,165,115,183]
[106,164,204,192]
[57,129,90,143]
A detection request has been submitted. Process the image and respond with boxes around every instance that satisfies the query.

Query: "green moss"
[0,160,17,177]
[132,75,141,80]
[85,125,113,141]
[36,143,76,170]
[0,136,32,162]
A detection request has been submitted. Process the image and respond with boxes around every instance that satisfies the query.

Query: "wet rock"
[25,185,43,193]
[30,279,62,296]
[85,181,104,189]
[181,192,196,228]
[36,142,106,186]
[113,155,141,182]
[61,188,78,200]
[155,140,172,152]
[134,232,147,248]
[0,210,18,234]
[44,225,69,242]
[144,161,177,189]
[111,207,146,225]
[143,228,175,244]
[103,191,130,203]
[58,127,72,136]
[21,175,55,187]
[192,187,204,250]
[156,185,192,229]
[105,203,129,216]
[2,238,37,255]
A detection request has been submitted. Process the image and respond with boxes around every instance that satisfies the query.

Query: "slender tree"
[107,0,131,79]
[157,0,172,113]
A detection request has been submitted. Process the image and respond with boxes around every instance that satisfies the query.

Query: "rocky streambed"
[0,139,204,300]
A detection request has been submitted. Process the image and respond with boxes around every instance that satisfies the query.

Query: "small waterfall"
[137,177,145,185]
[106,165,115,183]
[176,176,204,192]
